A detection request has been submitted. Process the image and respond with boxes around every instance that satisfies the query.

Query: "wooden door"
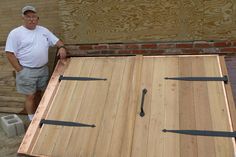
[28,55,235,157]
[131,56,235,157]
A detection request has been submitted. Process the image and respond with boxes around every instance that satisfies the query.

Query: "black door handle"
[140,88,147,117]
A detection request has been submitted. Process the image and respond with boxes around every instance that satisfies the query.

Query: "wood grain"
[192,56,216,157]
[18,59,70,155]
[20,56,236,157]
[220,56,236,131]
[179,57,198,157]
[58,0,236,44]
[204,56,235,157]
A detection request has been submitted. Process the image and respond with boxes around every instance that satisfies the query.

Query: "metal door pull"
[140,88,147,117]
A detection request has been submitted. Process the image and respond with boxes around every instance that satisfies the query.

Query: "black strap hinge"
[59,75,107,82]
[165,75,228,84]
[39,119,96,128]
[163,129,236,138]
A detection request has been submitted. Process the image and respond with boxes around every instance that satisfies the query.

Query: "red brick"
[202,48,220,54]
[176,43,193,48]
[109,44,125,49]
[117,50,132,54]
[132,50,148,54]
[125,44,140,49]
[79,45,93,50]
[93,44,108,50]
[213,41,231,47]
[157,43,176,49]
[164,49,183,54]
[220,47,236,53]
[87,51,101,55]
[194,42,212,48]
[182,48,202,54]
[101,50,116,54]
[149,50,165,55]
[232,40,236,46]
[141,44,157,49]
[68,50,88,56]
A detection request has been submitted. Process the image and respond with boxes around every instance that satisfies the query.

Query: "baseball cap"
[22,6,37,15]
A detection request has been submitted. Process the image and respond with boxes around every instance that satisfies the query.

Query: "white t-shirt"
[5,25,59,67]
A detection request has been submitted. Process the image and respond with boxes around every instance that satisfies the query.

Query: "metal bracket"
[39,119,96,128]
[165,75,228,84]
[59,75,107,82]
[140,88,147,117]
[163,129,236,138]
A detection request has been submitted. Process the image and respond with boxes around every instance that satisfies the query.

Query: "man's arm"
[55,40,67,59]
[6,52,22,72]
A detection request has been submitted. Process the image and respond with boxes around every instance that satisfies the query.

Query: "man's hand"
[56,40,67,59]
[57,47,67,59]
[6,52,23,72]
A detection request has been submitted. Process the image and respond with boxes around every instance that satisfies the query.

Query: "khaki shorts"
[16,66,49,95]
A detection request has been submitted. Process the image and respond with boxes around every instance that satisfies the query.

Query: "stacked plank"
[0,46,25,113]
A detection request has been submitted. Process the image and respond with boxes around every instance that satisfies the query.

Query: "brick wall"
[66,40,236,56]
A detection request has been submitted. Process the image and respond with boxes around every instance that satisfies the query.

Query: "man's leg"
[25,91,43,119]
[34,90,43,112]
[25,93,36,121]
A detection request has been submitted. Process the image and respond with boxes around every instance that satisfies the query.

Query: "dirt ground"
[0,113,29,157]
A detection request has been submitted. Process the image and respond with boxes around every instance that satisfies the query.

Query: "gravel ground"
[0,113,29,157]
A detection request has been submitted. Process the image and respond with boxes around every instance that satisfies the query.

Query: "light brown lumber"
[179,57,198,157]
[50,57,95,156]
[131,56,154,157]
[219,56,236,132]
[146,57,166,157]
[119,55,143,157]
[81,57,117,156]
[62,57,108,156]
[104,57,136,157]
[93,57,127,156]
[68,57,114,156]
[163,57,180,157]
[17,59,70,156]
[192,56,216,157]
[31,58,86,155]
[105,56,142,157]
[204,56,235,157]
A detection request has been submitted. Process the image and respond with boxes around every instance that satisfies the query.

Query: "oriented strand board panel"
[1,1,236,44]
[22,56,235,157]
[59,0,236,44]
[0,0,61,44]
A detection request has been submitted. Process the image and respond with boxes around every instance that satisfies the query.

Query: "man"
[5,5,67,121]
